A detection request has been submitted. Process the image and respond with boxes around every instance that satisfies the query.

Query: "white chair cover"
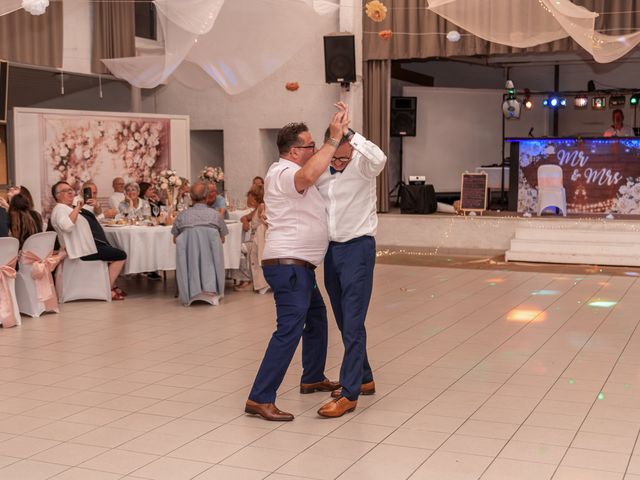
[15,232,59,317]
[56,257,112,303]
[0,237,21,327]
[176,226,225,306]
[537,165,567,216]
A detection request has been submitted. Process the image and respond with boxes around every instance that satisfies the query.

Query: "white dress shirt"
[50,203,97,259]
[603,125,635,137]
[317,133,387,242]
[108,192,125,209]
[262,158,329,266]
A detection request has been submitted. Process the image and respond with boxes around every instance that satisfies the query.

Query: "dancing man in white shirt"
[244,103,350,421]
[315,126,387,418]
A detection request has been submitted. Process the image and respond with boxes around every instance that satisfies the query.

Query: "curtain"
[363,60,390,213]
[0,2,63,67]
[92,1,136,74]
[363,0,640,61]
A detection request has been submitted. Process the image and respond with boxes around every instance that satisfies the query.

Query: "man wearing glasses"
[244,103,350,421]
[315,125,387,418]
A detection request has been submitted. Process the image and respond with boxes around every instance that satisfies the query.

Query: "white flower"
[83,150,91,159]
[218,172,224,181]
[620,185,630,196]
[175,179,182,187]
[631,183,640,199]
[160,183,168,190]
[144,156,154,167]
[615,196,636,213]
[169,175,176,183]
[127,139,137,151]
[58,166,65,172]
[134,132,142,141]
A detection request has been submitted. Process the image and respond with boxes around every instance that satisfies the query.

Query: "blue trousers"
[324,235,375,401]
[248,264,328,404]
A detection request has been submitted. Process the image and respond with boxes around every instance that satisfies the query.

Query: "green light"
[598,392,605,400]
[531,290,560,296]
[588,300,617,308]
[488,282,496,286]
[631,93,640,105]
[568,378,575,384]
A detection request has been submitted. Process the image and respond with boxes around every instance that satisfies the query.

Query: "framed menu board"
[460,172,487,212]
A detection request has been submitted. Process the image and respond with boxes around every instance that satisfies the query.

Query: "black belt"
[261,258,316,270]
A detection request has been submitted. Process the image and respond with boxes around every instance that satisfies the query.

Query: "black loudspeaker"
[0,61,7,124]
[400,184,437,214]
[323,35,356,84]
[390,96,417,137]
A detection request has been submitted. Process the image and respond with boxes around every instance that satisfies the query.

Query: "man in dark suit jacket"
[0,207,8,237]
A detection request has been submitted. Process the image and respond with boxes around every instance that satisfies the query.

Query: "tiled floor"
[3,264,640,479]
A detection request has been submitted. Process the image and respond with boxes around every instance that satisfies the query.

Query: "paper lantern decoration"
[365,1,387,23]
[285,82,299,91]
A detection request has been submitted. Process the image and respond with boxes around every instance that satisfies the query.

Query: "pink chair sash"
[20,250,66,312]
[0,257,18,328]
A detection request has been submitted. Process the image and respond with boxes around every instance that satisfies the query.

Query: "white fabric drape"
[426,0,640,63]
[102,0,339,94]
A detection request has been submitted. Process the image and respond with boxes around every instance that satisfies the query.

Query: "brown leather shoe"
[317,396,357,418]
[300,378,340,394]
[244,400,294,421]
[331,380,376,398]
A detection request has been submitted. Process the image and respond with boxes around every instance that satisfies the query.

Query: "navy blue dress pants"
[248,264,328,404]
[324,235,375,401]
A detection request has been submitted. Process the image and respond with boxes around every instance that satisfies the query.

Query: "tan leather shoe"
[244,400,294,421]
[317,396,357,418]
[331,380,376,398]
[300,378,341,394]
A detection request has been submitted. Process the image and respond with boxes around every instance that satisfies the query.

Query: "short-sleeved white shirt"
[262,158,329,266]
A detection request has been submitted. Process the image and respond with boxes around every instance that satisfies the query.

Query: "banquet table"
[104,221,243,275]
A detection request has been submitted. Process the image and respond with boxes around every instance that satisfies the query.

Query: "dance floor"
[2,262,640,479]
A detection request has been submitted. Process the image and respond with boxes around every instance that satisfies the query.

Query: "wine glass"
[152,204,160,217]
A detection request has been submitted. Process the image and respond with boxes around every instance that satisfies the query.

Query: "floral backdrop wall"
[41,115,171,217]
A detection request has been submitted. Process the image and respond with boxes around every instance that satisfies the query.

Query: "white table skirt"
[228,208,252,221]
[104,221,243,274]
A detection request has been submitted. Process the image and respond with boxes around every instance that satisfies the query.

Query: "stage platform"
[377,211,640,266]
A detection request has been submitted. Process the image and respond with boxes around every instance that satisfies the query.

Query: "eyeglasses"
[294,143,316,150]
[332,157,351,163]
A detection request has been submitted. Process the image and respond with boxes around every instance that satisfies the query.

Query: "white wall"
[142,17,351,198]
[402,87,504,192]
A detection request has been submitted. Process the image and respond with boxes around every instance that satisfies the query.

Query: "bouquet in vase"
[155,169,184,210]
[199,166,224,183]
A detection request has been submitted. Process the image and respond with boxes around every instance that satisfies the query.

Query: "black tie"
[330,167,338,175]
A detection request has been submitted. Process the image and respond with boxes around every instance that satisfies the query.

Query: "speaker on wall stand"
[390,96,417,137]
[323,34,355,90]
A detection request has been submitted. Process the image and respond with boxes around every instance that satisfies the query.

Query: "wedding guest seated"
[109,177,126,209]
[172,182,228,305]
[118,182,150,218]
[205,181,229,219]
[172,182,228,241]
[80,181,116,220]
[233,186,269,293]
[80,181,128,293]
[8,193,42,248]
[139,182,163,216]
[50,181,127,300]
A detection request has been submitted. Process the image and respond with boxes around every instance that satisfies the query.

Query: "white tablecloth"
[228,208,252,221]
[104,221,243,274]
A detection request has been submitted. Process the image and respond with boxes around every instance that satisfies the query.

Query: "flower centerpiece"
[155,169,183,212]
[199,166,224,183]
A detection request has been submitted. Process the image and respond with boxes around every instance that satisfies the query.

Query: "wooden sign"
[460,172,487,212]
